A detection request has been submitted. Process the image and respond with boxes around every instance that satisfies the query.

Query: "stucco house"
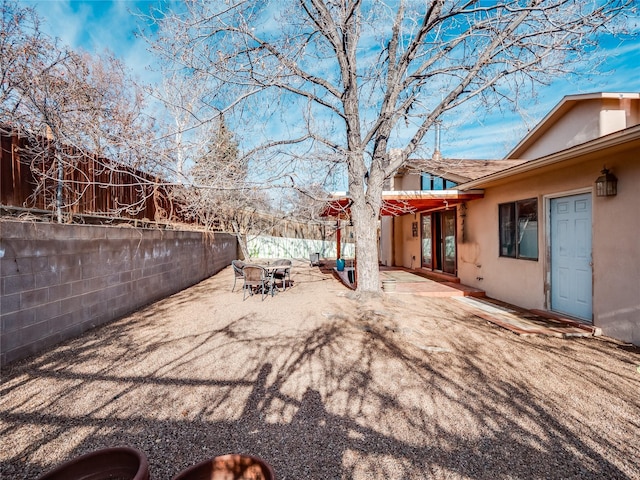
[379,92,640,345]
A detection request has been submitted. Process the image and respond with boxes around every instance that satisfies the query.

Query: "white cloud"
[25,0,158,84]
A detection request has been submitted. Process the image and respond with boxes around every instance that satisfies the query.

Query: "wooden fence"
[1,127,331,240]
[1,127,175,223]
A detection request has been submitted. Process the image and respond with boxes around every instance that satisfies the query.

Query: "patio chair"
[231,260,245,292]
[242,265,269,301]
[271,259,292,292]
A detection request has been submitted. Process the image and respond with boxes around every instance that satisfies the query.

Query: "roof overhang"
[459,124,640,191]
[321,189,485,218]
[506,92,640,159]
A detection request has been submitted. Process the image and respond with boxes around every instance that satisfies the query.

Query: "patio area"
[1,260,639,479]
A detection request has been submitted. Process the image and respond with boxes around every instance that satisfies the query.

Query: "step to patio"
[387,280,485,297]
[530,309,602,336]
[453,297,596,338]
[380,269,485,297]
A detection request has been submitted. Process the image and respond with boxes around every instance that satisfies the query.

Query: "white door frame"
[543,187,593,318]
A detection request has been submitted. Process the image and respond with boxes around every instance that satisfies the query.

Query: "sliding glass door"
[421,214,432,268]
[421,211,456,275]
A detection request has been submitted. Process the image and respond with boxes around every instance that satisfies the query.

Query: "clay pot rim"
[172,453,275,480]
[37,446,149,480]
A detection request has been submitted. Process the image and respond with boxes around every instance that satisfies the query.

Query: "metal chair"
[242,265,269,301]
[271,259,292,292]
[231,260,245,292]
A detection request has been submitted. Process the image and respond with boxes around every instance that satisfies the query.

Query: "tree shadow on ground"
[1,269,639,479]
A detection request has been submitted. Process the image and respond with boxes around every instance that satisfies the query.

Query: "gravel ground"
[1,261,639,479]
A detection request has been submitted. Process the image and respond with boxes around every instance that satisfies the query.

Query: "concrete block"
[20,287,49,309]
[104,273,121,287]
[131,269,143,281]
[60,295,83,315]
[1,308,36,333]
[32,256,50,273]
[60,266,83,284]
[73,224,107,240]
[104,226,137,240]
[35,269,60,289]
[1,249,33,272]
[50,312,81,331]
[0,256,20,277]
[34,301,62,323]
[0,292,20,315]
[1,221,237,366]
[71,280,87,296]
[55,254,81,271]
[2,273,35,296]
[83,276,108,293]
[48,283,72,301]
[1,342,40,366]
[119,270,133,283]
[81,290,105,308]
[13,319,49,347]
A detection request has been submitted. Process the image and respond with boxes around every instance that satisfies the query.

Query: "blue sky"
[23,0,640,161]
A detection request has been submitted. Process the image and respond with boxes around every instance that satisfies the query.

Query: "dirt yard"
[1,261,639,479]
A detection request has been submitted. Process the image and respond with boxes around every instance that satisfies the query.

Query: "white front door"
[550,193,593,321]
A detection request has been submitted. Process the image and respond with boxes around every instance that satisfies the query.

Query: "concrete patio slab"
[453,297,597,338]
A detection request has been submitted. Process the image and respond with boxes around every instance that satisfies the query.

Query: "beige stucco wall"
[517,98,640,160]
[379,216,394,266]
[458,151,640,345]
[391,214,422,268]
[393,171,422,191]
[592,155,640,345]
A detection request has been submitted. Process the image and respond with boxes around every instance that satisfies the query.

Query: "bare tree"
[149,0,632,293]
[1,0,159,221]
[146,67,220,180]
[178,116,294,259]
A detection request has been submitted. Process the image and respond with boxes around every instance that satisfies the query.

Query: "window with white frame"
[499,198,538,260]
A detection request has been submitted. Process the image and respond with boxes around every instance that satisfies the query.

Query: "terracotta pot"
[173,454,275,480]
[37,446,149,480]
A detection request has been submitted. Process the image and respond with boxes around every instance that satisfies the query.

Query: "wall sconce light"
[595,167,617,197]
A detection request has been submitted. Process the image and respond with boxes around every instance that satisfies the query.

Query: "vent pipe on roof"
[432,121,442,161]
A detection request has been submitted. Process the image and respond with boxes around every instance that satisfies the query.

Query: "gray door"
[550,193,592,321]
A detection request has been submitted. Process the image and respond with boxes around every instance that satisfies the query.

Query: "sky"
[22,0,640,162]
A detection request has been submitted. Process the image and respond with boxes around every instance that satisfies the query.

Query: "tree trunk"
[232,219,250,260]
[351,175,383,294]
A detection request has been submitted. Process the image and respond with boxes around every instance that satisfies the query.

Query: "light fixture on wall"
[595,166,617,197]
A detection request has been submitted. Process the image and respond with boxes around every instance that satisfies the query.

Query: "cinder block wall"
[0,220,237,366]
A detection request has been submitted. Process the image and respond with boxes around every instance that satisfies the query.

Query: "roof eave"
[505,92,640,159]
[459,124,640,190]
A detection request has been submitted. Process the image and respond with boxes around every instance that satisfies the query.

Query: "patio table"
[255,262,291,296]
